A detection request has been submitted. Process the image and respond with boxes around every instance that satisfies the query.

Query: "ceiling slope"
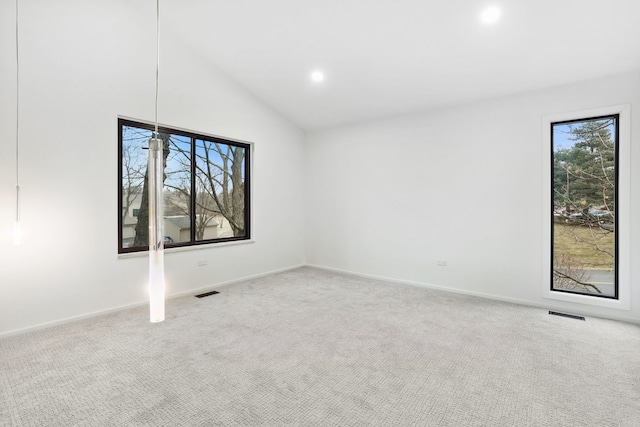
[164,0,640,130]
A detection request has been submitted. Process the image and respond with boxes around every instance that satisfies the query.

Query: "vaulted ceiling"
[164,0,640,130]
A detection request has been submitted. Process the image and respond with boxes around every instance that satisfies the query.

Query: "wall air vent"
[195,291,220,298]
[549,311,585,321]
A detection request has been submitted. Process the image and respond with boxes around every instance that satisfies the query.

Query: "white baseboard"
[170,264,306,298]
[0,301,148,340]
[3,262,636,339]
[304,263,640,325]
[0,263,306,340]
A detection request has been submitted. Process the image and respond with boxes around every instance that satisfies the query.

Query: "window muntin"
[551,115,618,299]
[118,118,250,253]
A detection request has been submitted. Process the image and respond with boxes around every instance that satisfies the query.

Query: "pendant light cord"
[154,0,159,138]
[15,0,20,223]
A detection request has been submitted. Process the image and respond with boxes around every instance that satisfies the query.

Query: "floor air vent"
[549,311,585,321]
[195,291,220,298]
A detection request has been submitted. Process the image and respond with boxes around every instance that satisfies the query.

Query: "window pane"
[194,139,246,241]
[164,135,192,244]
[551,117,617,298]
[121,125,152,249]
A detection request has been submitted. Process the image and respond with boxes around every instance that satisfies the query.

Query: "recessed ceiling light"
[310,70,325,83]
[480,6,501,24]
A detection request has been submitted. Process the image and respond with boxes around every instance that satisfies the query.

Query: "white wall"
[1,1,637,336]
[305,70,640,323]
[0,0,305,336]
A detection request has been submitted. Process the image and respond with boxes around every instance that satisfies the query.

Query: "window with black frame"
[551,115,618,298]
[118,118,250,253]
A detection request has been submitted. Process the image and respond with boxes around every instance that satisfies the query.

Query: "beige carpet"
[1,267,639,426]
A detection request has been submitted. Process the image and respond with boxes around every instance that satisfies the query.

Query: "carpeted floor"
[1,267,639,426]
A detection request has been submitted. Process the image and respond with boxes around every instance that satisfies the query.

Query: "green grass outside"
[553,223,615,269]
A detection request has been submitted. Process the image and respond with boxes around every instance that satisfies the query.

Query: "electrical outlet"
[197,259,208,267]
[436,259,447,267]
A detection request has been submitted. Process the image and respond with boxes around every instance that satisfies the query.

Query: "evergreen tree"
[553,118,615,220]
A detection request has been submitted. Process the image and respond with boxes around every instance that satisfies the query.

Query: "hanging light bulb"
[13,187,21,245]
[148,0,165,323]
[13,0,21,245]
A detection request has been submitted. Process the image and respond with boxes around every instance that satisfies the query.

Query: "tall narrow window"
[551,115,618,298]
[118,118,251,253]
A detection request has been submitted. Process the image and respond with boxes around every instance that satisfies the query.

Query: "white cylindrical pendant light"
[148,0,165,323]
[13,186,21,245]
[148,137,165,323]
[13,0,21,245]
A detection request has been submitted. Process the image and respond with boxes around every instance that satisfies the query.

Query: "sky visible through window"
[552,120,615,150]
[122,127,231,189]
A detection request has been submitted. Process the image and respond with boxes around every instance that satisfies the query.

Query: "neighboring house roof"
[164,215,218,230]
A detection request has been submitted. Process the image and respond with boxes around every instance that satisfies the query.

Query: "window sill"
[542,288,629,310]
[117,239,255,259]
